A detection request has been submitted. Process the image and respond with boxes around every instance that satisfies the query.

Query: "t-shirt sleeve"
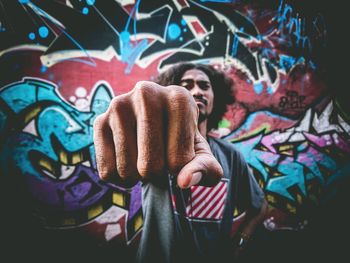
[235,150,265,212]
[246,166,265,211]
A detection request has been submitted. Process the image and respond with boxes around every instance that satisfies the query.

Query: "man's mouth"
[194,98,208,106]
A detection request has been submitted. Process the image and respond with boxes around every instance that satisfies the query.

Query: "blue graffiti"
[276,0,292,31]
[38,26,49,38]
[224,111,292,141]
[278,54,307,73]
[86,0,95,5]
[253,82,264,94]
[119,0,148,73]
[40,65,47,73]
[168,23,181,40]
[300,150,336,185]
[267,159,306,200]
[120,30,148,74]
[0,77,143,240]
[267,86,273,94]
[274,0,311,51]
[29,2,97,67]
[231,134,279,183]
[279,54,296,72]
[82,7,89,15]
[0,78,111,209]
[231,132,339,202]
[262,48,277,58]
[226,104,348,207]
[28,32,36,40]
[231,33,239,57]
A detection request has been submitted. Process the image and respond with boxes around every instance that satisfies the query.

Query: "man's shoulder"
[207,136,249,180]
[207,136,242,159]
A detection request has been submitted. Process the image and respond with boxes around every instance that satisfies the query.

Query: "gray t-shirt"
[136,136,265,262]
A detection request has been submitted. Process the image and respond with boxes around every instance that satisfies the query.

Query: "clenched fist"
[93,81,223,188]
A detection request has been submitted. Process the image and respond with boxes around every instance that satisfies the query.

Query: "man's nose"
[191,83,204,96]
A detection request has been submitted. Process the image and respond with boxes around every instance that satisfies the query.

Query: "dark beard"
[198,113,208,124]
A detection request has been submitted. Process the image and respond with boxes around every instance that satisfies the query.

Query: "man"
[93,63,267,262]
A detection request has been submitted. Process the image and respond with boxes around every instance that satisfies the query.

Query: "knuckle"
[168,86,189,100]
[137,159,164,178]
[95,154,115,181]
[167,87,195,110]
[98,169,110,181]
[134,81,152,94]
[93,113,108,130]
[117,163,137,179]
[133,81,160,101]
[109,96,129,115]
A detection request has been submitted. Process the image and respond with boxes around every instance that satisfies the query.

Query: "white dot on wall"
[69,96,76,102]
[205,42,209,46]
[75,99,89,111]
[76,87,87,98]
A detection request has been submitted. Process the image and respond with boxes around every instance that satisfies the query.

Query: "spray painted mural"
[0,0,349,255]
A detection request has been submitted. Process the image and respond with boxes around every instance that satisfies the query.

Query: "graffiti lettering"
[227,101,349,225]
[0,0,284,89]
[0,78,143,241]
[274,0,311,51]
[279,91,306,110]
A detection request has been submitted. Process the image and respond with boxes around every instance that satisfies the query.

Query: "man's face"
[180,69,214,123]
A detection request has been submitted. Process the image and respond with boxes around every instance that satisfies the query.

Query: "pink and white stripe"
[186,181,228,220]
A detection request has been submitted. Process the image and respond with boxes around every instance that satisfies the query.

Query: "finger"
[132,81,165,180]
[108,95,139,187]
[166,85,197,175]
[177,130,223,189]
[93,113,117,181]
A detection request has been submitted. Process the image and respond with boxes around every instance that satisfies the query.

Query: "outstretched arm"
[93,81,223,262]
[93,81,223,189]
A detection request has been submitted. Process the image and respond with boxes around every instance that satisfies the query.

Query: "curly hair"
[155,63,236,131]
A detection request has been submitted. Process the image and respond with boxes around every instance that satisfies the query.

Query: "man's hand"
[93,81,223,188]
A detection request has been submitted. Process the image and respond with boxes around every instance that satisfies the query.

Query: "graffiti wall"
[0,0,348,260]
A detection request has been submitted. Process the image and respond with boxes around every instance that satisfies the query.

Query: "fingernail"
[189,172,202,187]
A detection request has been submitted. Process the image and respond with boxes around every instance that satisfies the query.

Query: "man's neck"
[198,120,208,139]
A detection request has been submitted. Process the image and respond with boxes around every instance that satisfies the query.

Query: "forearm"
[238,198,268,240]
[136,178,176,263]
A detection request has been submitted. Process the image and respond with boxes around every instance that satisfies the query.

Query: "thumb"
[177,131,223,189]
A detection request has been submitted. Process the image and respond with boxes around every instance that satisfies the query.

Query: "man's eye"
[201,84,211,90]
[180,82,191,89]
